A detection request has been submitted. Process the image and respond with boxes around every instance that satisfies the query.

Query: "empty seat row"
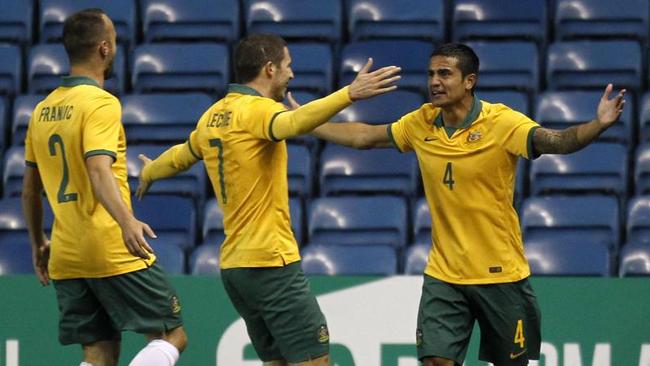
[3,0,650,46]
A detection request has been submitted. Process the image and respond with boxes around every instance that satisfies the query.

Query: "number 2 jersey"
[389,97,539,285]
[24,76,155,280]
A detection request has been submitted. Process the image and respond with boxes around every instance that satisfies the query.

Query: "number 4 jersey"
[389,97,539,285]
[25,76,155,279]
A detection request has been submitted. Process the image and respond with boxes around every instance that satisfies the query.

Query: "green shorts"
[417,275,541,365]
[221,261,329,363]
[53,262,183,345]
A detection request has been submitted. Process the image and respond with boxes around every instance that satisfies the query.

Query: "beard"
[103,58,114,80]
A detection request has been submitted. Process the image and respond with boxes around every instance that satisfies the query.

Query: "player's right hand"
[32,240,50,286]
[135,154,153,200]
[348,58,401,101]
[122,217,156,260]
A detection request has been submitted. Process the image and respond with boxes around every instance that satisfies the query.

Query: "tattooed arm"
[533,84,626,155]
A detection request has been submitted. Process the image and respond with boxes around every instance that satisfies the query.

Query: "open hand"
[348,58,401,101]
[122,217,156,260]
[135,154,152,200]
[596,84,626,129]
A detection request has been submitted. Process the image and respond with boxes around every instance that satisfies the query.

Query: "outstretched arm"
[136,142,199,199]
[312,122,393,149]
[533,84,625,155]
[271,58,400,140]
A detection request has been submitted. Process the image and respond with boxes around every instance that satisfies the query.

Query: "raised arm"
[86,155,156,259]
[312,122,393,149]
[21,166,50,285]
[270,58,400,140]
[533,84,625,155]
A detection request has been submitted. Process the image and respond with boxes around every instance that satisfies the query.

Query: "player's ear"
[464,73,477,92]
[263,61,275,78]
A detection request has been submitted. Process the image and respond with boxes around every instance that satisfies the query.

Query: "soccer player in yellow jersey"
[135,34,400,366]
[21,9,187,366]
[309,43,626,366]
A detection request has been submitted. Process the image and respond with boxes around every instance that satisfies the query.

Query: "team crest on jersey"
[317,324,330,343]
[467,130,482,142]
[170,295,182,314]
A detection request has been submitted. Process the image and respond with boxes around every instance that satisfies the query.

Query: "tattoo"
[533,127,584,155]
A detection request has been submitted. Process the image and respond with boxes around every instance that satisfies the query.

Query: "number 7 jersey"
[389,98,540,284]
[24,76,154,280]
[186,84,300,269]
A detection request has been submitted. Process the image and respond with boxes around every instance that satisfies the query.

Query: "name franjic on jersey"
[207,110,232,128]
[38,105,74,122]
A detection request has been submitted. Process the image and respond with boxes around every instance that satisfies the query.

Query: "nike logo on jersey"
[510,349,527,359]
[424,136,438,142]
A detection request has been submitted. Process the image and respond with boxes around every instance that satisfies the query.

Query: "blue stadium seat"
[28,44,125,95]
[190,244,220,275]
[339,41,433,95]
[466,41,539,94]
[133,195,196,250]
[126,144,206,203]
[2,146,24,197]
[141,0,239,42]
[0,97,6,149]
[0,45,21,96]
[529,143,627,197]
[244,0,341,42]
[121,93,212,144]
[525,238,610,276]
[0,197,54,245]
[521,195,620,250]
[287,43,333,95]
[536,91,632,145]
[131,43,229,95]
[635,144,650,195]
[0,0,32,44]
[333,90,425,125]
[413,197,431,245]
[347,0,444,42]
[546,41,642,91]
[39,0,136,46]
[0,240,33,275]
[308,196,407,248]
[11,95,43,146]
[619,242,650,276]
[554,0,649,42]
[319,144,419,196]
[150,241,185,274]
[287,145,312,198]
[638,92,650,144]
[201,197,304,246]
[403,243,430,275]
[479,91,529,115]
[301,244,397,275]
[453,0,546,44]
[627,196,650,245]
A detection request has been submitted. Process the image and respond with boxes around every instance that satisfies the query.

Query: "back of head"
[62,8,108,65]
[233,33,287,84]
[430,43,479,78]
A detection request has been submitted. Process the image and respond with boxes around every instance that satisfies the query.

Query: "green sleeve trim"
[85,149,117,162]
[187,140,202,160]
[527,126,540,160]
[268,110,290,142]
[386,124,403,153]
[25,160,37,168]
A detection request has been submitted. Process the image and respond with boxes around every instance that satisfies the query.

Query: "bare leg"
[264,360,289,366]
[82,340,120,366]
[290,354,329,366]
[422,356,457,366]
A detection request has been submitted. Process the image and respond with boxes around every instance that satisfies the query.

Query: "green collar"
[61,76,100,88]
[434,96,482,130]
[228,84,262,96]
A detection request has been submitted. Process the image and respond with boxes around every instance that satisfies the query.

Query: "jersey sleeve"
[187,129,203,160]
[495,107,540,160]
[24,115,37,167]
[82,95,122,160]
[240,98,288,141]
[389,110,420,152]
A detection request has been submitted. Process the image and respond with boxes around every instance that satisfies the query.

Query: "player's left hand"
[596,84,626,129]
[135,154,153,200]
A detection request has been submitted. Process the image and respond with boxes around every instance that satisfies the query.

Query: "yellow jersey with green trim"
[24,76,155,280]
[186,84,299,268]
[390,98,539,284]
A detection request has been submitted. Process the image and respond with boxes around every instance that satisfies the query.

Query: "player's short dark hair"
[430,43,480,78]
[62,8,109,64]
[234,34,288,84]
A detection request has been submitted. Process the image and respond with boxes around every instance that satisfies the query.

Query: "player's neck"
[244,80,271,99]
[69,64,104,88]
[440,95,474,128]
